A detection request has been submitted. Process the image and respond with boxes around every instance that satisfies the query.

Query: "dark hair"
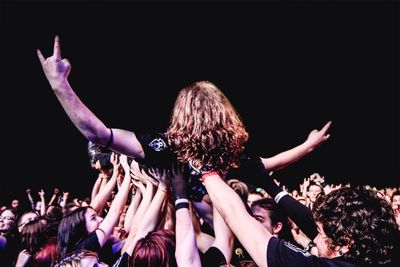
[96,152,113,169]
[313,187,398,265]
[391,190,400,202]
[251,198,292,241]
[20,218,47,255]
[130,229,176,267]
[57,206,90,258]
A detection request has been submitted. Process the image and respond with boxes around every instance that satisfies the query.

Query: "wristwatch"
[304,240,316,252]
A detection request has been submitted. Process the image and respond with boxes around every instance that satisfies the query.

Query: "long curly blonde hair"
[166,81,249,172]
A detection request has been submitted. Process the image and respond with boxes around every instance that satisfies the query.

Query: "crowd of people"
[0,36,398,266]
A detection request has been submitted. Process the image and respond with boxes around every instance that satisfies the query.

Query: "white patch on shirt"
[149,138,167,151]
[284,242,312,257]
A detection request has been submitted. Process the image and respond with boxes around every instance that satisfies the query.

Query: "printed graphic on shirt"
[284,242,311,257]
[149,138,167,152]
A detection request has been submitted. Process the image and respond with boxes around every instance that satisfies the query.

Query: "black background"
[1,1,399,207]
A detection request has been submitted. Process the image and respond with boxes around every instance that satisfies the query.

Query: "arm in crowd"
[90,153,119,214]
[123,187,142,234]
[202,172,270,267]
[171,163,201,267]
[38,189,46,216]
[37,36,144,158]
[121,163,156,255]
[48,188,60,206]
[25,189,35,210]
[96,154,131,247]
[261,121,331,171]
[122,168,169,255]
[59,192,69,208]
[192,195,214,229]
[254,159,318,240]
[91,176,103,201]
[209,205,234,263]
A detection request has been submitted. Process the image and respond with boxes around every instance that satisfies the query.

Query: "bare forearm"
[48,194,57,206]
[261,142,311,171]
[203,174,270,267]
[124,192,142,232]
[53,81,110,145]
[175,209,201,267]
[90,176,117,214]
[91,177,103,200]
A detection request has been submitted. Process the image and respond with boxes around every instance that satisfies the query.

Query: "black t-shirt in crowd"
[267,237,359,267]
[112,252,129,267]
[200,246,227,267]
[135,132,267,200]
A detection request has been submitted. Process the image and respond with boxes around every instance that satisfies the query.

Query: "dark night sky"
[1,1,399,207]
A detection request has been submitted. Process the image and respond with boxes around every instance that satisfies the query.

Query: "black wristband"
[105,128,114,148]
[175,202,189,210]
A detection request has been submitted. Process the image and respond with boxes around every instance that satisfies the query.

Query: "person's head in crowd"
[57,206,103,258]
[307,182,323,204]
[11,199,20,209]
[296,196,308,206]
[80,197,91,207]
[251,198,292,241]
[165,81,249,172]
[312,187,398,265]
[291,189,299,198]
[129,229,176,267]
[391,190,400,209]
[62,202,80,216]
[46,205,63,222]
[32,241,58,267]
[20,218,47,255]
[227,179,249,203]
[0,209,17,236]
[18,211,40,233]
[88,141,113,171]
[247,190,265,207]
[53,249,108,267]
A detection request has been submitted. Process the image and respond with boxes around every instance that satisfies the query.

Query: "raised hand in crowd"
[48,188,60,206]
[170,162,201,267]
[38,189,46,216]
[25,188,35,210]
[261,121,331,171]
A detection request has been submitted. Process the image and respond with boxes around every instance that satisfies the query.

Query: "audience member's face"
[11,199,20,208]
[313,222,338,258]
[18,212,39,232]
[251,205,275,236]
[292,190,299,198]
[0,210,16,233]
[84,208,103,233]
[80,255,108,267]
[307,185,322,203]
[392,195,400,209]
